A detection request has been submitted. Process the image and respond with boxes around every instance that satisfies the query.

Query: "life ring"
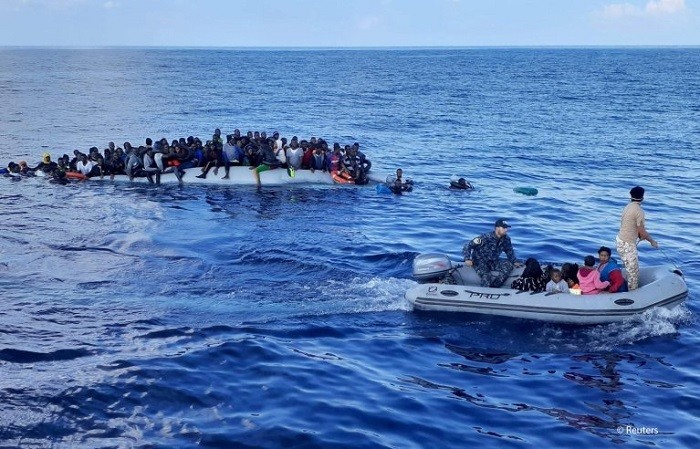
[65,172,88,181]
[331,171,354,184]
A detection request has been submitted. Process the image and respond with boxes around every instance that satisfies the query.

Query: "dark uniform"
[463,232,517,287]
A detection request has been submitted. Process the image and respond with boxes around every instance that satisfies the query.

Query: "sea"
[0,47,699,448]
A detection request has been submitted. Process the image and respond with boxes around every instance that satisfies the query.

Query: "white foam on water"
[583,304,694,351]
[305,276,416,316]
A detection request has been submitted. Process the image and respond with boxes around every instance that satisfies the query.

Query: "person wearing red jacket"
[597,246,629,293]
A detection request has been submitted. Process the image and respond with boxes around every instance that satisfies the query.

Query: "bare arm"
[638,224,658,248]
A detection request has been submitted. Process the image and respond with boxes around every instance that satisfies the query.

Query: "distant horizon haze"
[0,0,698,47]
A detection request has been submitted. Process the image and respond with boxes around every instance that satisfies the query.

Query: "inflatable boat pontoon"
[405,253,688,324]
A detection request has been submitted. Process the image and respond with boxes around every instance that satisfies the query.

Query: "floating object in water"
[65,172,88,181]
[331,171,355,184]
[376,184,393,195]
[514,187,538,196]
[449,176,474,190]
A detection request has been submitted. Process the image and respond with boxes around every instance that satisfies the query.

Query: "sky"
[0,0,698,47]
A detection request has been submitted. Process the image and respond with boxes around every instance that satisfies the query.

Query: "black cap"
[495,219,511,228]
[630,186,645,201]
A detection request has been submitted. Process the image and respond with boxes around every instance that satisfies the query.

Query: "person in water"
[32,153,59,175]
[1,162,20,175]
[389,168,413,194]
[463,219,521,287]
[449,177,473,190]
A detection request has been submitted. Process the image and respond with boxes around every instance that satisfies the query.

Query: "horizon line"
[2,44,700,51]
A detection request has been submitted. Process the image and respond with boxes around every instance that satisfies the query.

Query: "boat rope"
[636,238,682,268]
[659,247,683,271]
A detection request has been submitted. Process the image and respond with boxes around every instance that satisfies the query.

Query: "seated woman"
[578,255,610,295]
[511,257,548,293]
[597,246,629,293]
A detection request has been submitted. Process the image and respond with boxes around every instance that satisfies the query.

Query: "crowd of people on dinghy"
[0,128,373,187]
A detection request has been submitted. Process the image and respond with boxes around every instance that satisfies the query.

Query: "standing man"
[616,186,658,290]
[463,219,521,287]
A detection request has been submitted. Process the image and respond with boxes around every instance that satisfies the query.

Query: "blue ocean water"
[1,47,699,448]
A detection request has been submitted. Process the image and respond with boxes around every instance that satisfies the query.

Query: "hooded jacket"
[578,266,610,295]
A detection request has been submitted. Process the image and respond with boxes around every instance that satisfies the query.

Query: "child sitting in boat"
[567,279,581,295]
[546,268,569,294]
[511,257,548,293]
[578,255,610,295]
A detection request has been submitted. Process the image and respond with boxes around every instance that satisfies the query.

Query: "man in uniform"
[463,219,521,287]
[616,186,658,290]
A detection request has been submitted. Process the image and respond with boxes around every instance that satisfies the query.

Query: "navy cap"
[495,219,511,228]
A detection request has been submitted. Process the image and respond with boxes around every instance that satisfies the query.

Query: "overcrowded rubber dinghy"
[405,253,688,324]
[37,166,386,186]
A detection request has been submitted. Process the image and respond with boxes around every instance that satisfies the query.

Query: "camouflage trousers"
[616,235,639,290]
[474,259,515,287]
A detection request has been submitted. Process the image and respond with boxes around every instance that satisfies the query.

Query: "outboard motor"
[413,253,459,283]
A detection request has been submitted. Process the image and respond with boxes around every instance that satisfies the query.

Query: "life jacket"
[329,153,342,172]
